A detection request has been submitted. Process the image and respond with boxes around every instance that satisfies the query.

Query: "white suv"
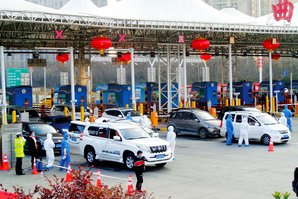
[79,121,172,169]
[220,111,290,145]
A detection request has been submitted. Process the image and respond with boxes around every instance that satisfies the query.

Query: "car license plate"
[282,135,289,139]
[155,154,165,159]
[56,144,61,148]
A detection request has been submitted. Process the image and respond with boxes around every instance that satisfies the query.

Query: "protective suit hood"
[281,112,285,117]
[47,133,52,139]
[284,105,288,110]
[63,133,68,140]
[168,126,174,132]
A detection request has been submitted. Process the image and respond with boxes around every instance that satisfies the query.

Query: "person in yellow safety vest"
[14,132,26,175]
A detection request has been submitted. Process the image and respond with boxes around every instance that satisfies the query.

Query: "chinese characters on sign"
[272,0,294,23]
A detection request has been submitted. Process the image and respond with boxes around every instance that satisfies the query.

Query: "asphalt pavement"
[1,118,298,199]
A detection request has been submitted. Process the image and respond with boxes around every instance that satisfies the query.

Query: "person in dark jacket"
[292,167,298,197]
[26,131,40,169]
[134,150,146,192]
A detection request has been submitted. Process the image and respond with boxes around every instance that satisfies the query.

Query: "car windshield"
[194,110,215,121]
[29,124,59,137]
[54,117,71,124]
[123,110,141,117]
[120,127,151,140]
[256,114,278,125]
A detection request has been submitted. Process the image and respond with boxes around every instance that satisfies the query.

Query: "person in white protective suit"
[44,133,55,168]
[167,126,176,159]
[279,112,288,128]
[238,116,249,147]
[139,115,152,128]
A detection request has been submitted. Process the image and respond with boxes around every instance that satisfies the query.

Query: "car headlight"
[137,145,151,152]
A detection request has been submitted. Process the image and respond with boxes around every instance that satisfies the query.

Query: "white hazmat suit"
[167,126,176,159]
[139,115,151,128]
[44,133,55,168]
[238,116,249,147]
[279,112,288,127]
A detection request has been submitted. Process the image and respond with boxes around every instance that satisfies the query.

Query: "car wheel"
[85,147,96,165]
[155,163,166,168]
[124,152,135,170]
[198,128,208,139]
[261,134,271,145]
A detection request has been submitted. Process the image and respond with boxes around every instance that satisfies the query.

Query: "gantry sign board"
[6,68,30,87]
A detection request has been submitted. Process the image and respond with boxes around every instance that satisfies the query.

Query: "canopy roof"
[60,0,100,15]
[3,0,63,13]
[220,8,258,24]
[97,0,244,24]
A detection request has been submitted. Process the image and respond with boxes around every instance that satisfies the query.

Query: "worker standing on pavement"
[279,112,288,128]
[238,116,249,147]
[26,131,40,169]
[167,126,176,159]
[44,133,55,169]
[59,132,71,170]
[134,150,146,192]
[283,105,293,132]
[225,114,234,146]
[14,132,26,175]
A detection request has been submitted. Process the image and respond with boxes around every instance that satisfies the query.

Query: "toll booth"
[260,81,285,103]
[190,82,218,106]
[232,82,254,105]
[146,82,159,103]
[102,84,132,107]
[54,85,87,109]
[136,83,146,103]
[217,83,227,101]
[95,84,108,105]
[6,86,32,107]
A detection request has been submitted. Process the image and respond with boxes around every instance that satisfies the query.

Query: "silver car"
[167,108,221,139]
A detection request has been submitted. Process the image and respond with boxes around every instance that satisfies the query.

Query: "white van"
[220,111,290,145]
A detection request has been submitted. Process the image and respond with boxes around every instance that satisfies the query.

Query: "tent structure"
[60,0,101,15]
[97,0,245,24]
[220,8,259,24]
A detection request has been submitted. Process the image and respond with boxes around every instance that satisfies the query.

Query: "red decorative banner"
[272,0,294,23]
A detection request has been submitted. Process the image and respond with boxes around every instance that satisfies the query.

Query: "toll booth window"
[88,126,100,137]
[109,129,119,139]
[235,115,242,123]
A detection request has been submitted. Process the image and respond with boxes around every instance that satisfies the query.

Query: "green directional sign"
[6,68,30,87]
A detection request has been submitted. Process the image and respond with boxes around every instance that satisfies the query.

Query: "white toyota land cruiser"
[79,121,172,169]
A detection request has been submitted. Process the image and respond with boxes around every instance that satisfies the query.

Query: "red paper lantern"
[263,38,280,51]
[91,35,112,55]
[56,53,69,64]
[117,52,131,64]
[192,38,210,51]
[200,52,212,62]
[271,53,281,60]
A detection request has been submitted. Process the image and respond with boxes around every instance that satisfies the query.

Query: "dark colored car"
[167,108,221,139]
[21,122,63,155]
[6,105,40,123]
[39,115,71,134]
[217,106,261,120]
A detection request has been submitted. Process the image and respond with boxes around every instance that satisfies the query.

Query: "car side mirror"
[152,133,159,138]
[113,136,121,141]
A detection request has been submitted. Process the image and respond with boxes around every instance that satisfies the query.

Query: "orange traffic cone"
[268,138,274,152]
[32,159,39,175]
[65,164,73,182]
[96,169,102,187]
[1,154,10,171]
[126,174,134,196]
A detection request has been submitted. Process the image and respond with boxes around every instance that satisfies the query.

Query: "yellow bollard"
[225,99,229,106]
[179,101,183,108]
[232,99,235,106]
[64,106,69,117]
[186,102,189,108]
[238,99,241,106]
[265,96,269,113]
[191,101,196,108]
[125,104,129,109]
[139,103,144,115]
[80,106,84,122]
[150,112,158,128]
[12,110,17,123]
[272,97,275,113]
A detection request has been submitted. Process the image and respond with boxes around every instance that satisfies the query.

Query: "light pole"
[1,46,7,124]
